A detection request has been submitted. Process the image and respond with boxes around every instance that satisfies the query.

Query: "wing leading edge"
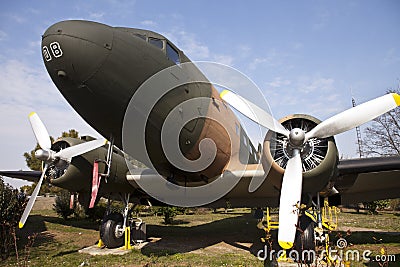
[335,156,400,204]
[0,171,42,183]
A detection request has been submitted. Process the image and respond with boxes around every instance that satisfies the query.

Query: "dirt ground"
[32,196,56,210]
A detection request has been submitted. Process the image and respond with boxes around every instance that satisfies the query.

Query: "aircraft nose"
[41,20,113,85]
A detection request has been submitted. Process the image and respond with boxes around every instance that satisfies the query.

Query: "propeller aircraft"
[1,20,400,257]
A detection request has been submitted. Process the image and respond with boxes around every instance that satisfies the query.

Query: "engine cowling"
[47,137,133,195]
[262,114,339,194]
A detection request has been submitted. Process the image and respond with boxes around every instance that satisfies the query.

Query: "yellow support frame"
[260,201,341,263]
[123,226,132,250]
[265,207,279,232]
[321,198,340,231]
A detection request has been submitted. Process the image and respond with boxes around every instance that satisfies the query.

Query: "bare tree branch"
[362,88,400,157]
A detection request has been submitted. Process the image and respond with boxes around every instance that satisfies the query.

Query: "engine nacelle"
[262,114,339,194]
[47,137,133,195]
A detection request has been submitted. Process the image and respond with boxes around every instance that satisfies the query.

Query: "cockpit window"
[166,42,180,64]
[149,37,163,49]
[134,33,146,40]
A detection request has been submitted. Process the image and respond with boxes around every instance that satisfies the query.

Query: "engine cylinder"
[262,114,338,194]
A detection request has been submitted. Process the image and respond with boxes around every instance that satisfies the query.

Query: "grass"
[1,201,399,267]
[338,210,400,232]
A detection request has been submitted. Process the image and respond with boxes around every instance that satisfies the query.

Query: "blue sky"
[1,1,399,187]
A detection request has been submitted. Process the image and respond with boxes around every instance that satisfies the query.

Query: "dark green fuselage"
[42,20,216,181]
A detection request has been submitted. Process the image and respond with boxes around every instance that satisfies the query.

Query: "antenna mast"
[352,97,364,158]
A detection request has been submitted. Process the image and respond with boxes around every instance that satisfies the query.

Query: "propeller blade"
[29,112,51,150]
[306,93,400,140]
[19,166,46,228]
[54,139,107,160]
[277,149,302,249]
[220,90,289,136]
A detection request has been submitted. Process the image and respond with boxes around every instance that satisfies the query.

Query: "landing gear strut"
[100,193,146,249]
[260,194,340,265]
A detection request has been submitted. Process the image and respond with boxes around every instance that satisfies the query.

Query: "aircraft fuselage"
[41,20,258,183]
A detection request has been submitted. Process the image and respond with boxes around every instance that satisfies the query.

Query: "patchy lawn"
[2,198,399,267]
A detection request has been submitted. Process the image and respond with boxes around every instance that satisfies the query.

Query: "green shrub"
[53,190,74,220]
[158,206,178,224]
[87,199,110,222]
[389,198,400,211]
[53,192,129,222]
[0,178,27,259]
[363,200,390,214]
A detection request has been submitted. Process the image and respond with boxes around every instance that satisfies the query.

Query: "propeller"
[220,90,289,136]
[19,166,47,228]
[29,112,51,150]
[305,93,400,140]
[220,90,400,248]
[19,112,107,228]
[277,149,302,249]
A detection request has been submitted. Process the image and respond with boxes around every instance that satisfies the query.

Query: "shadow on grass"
[161,219,190,225]
[332,230,400,244]
[16,215,54,249]
[41,215,99,231]
[52,249,79,257]
[212,210,253,216]
[140,213,265,257]
[140,213,399,259]
[14,214,98,253]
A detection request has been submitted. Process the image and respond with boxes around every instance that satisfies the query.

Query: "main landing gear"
[99,193,147,249]
[90,138,146,249]
[260,194,340,266]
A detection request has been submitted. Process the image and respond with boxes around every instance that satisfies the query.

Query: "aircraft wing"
[335,156,400,204]
[0,170,42,183]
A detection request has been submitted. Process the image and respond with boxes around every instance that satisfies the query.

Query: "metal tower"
[352,97,364,158]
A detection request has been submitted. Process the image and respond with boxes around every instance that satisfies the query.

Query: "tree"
[22,129,79,196]
[61,129,79,138]
[361,87,400,213]
[361,89,400,157]
[0,177,27,259]
[53,190,74,220]
[23,143,43,171]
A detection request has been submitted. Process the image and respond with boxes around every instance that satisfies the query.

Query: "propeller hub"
[289,128,305,147]
[35,149,55,162]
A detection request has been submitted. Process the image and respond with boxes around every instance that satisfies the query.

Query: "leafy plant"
[363,200,390,214]
[158,206,178,224]
[0,178,27,259]
[53,190,74,220]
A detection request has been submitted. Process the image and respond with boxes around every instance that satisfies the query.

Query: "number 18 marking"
[42,42,63,61]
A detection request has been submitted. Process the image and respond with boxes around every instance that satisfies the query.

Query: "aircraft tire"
[264,258,278,267]
[100,212,124,248]
[294,215,316,263]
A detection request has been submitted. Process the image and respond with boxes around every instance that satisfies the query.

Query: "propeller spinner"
[220,90,400,248]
